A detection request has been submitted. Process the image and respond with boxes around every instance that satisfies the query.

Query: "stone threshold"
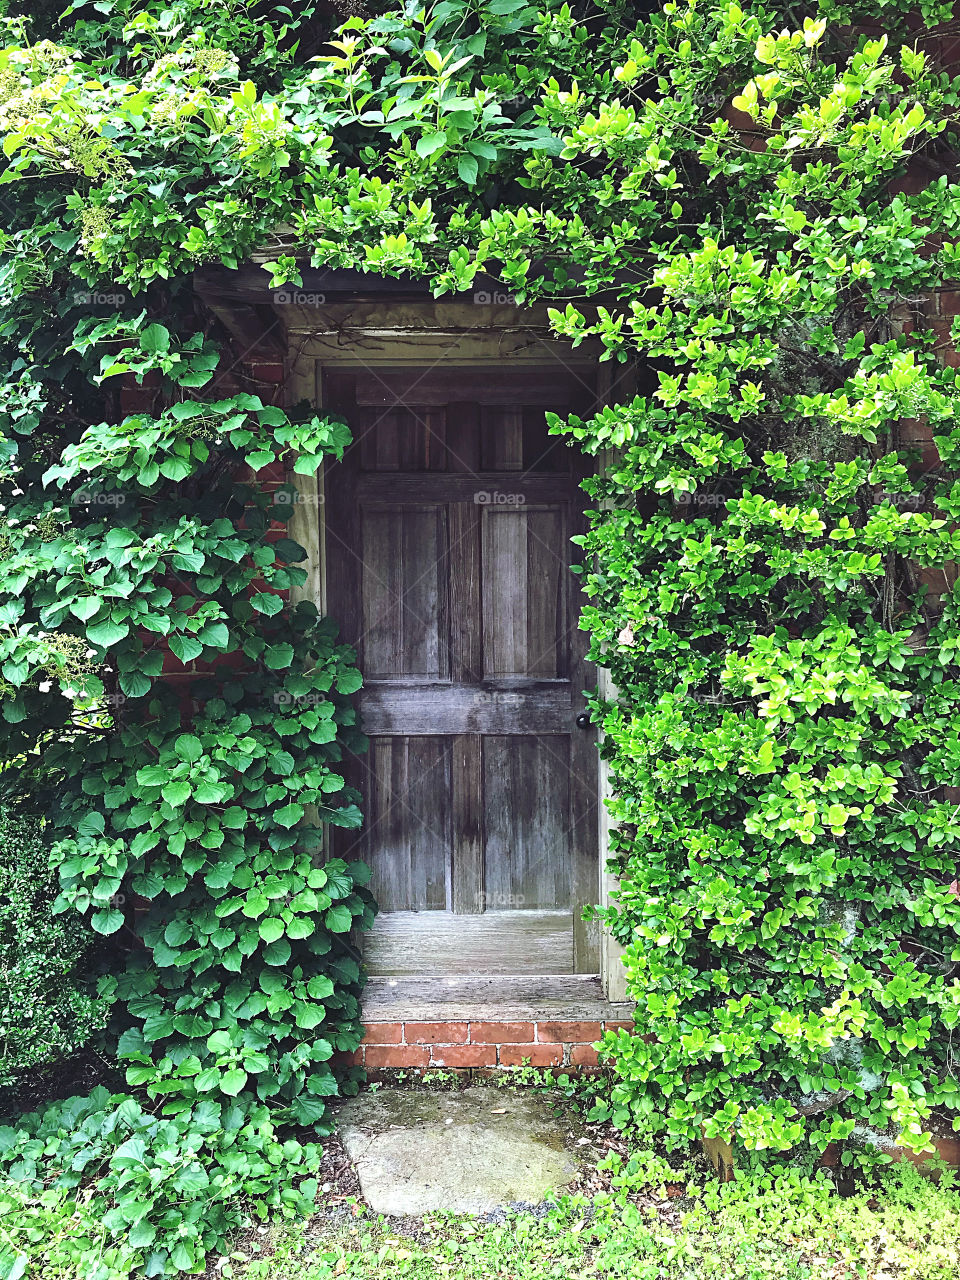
[347,974,635,1071]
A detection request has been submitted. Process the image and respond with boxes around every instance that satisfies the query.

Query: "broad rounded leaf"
[220,1067,248,1096]
[91,908,125,934]
[325,904,353,933]
[258,916,285,944]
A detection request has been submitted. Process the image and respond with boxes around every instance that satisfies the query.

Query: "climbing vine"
[2,0,960,1270]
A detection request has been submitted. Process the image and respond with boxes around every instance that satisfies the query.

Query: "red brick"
[536,1021,603,1044]
[569,1044,601,1067]
[120,389,156,414]
[887,160,930,197]
[245,362,285,383]
[429,1044,497,1067]
[498,1044,562,1067]
[470,1021,535,1044]
[917,566,952,597]
[603,1020,635,1035]
[361,1022,403,1045]
[404,1021,469,1045]
[363,1045,429,1069]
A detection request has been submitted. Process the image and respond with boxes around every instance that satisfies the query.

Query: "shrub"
[0,810,105,1092]
[0,1087,321,1277]
[547,3,960,1160]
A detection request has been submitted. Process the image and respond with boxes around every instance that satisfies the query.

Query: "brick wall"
[338,1017,634,1072]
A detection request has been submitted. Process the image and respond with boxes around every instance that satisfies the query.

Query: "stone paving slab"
[333,1085,580,1216]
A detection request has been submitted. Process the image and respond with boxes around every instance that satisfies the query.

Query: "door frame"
[281,299,632,1000]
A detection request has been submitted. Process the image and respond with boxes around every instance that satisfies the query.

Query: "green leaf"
[416,131,446,157]
[69,597,102,623]
[264,643,295,669]
[128,1221,157,1249]
[169,634,204,663]
[119,670,152,698]
[78,811,105,837]
[172,1013,211,1037]
[292,1095,328,1124]
[325,904,354,933]
[286,916,315,940]
[86,619,130,648]
[295,1003,325,1030]
[170,1243,194,1271]
[175,733,204,763]
[172,1164,210,1195]
[259,917,285,944]
[220,1068,248,1096]
[159,455,193,481]
[207,1029,233,1054]
[274,803,304,828]
[457,154,479,185]
[92,908,124,934]
[140,323,171,353]
[252,592,284,616]
[263,938,292,966]
[336,669,362,695]
[162,780,192,807]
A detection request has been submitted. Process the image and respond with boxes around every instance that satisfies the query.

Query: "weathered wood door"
[324,366,598,975]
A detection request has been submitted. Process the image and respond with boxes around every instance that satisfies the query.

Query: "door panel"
[483,736,572,911]
[323,366,599,974]
[360,505,447,679]
[481,505,567,679]
[365,737,452,911]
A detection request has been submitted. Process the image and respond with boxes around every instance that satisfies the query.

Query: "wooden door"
[324,367,599,975]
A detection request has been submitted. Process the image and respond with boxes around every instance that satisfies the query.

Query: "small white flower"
[38,680,52,692]
[11,487,22,496]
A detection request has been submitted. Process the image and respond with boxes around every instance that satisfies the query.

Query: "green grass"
[218,1159,960,1280]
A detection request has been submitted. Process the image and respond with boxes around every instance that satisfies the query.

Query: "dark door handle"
[576,712,592,730]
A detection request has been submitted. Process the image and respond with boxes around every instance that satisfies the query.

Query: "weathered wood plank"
[448,501,481,683]
[568,453,601,973]
[362,910,574,975]
[358,683,570,735]
[360,505,447,680]
[362,974,634,1023]
[364,738,453,911]
[451,734,483,914]
[483,736,572,911]
[355,472,574,504]
[354,368,588,407]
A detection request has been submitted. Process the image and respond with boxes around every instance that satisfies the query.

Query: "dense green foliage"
[5,1083,960,1280]
[0,809,105,1089]
[0,1086,322,1277]
[2,0,960,1268]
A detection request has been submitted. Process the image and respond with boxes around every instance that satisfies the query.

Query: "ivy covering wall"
[1,0,960,1271]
